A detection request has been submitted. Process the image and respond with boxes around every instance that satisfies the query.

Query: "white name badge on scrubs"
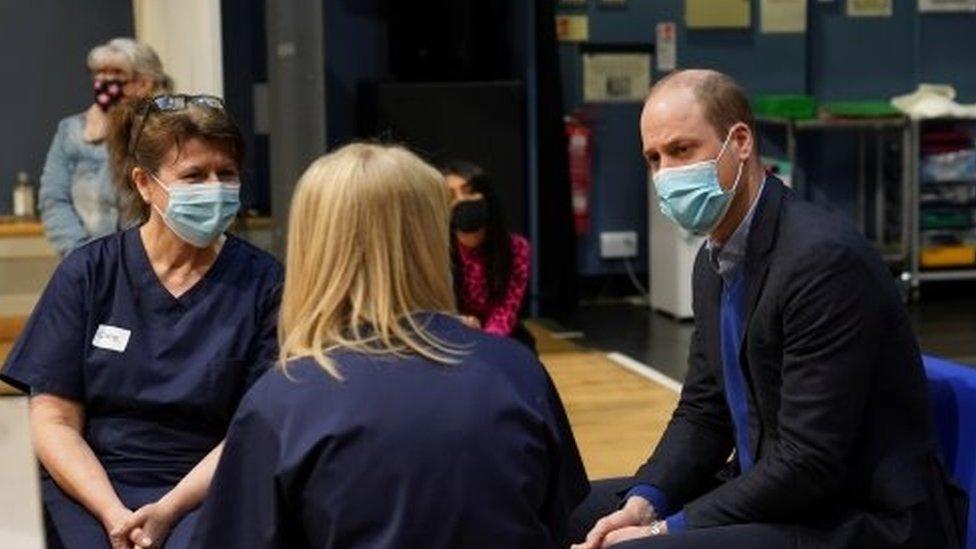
[92,325,131,353]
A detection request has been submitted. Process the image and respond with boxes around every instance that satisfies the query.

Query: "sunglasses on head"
[128,94,226,155]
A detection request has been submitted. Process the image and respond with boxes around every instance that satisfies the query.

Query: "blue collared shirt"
[706,178,766,283]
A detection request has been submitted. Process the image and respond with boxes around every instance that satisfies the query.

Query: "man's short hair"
[650,70,756,140]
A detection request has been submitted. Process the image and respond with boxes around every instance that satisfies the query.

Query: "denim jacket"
[38,112,119,254]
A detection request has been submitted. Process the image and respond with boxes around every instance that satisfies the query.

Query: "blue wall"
[920,13,976,99]
[0,0,133,215]
[221,0,270,213]
[558,0,976,277]
[323,0,389,149]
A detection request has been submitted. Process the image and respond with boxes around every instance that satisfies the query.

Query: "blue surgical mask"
[150,174,241,247]
[652,129,744,234]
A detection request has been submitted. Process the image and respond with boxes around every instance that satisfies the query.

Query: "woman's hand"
[116,442,225,547]
[459,315,482,330]
[29,395,135,549]
[120,500,180,548]
[101,506,134,549]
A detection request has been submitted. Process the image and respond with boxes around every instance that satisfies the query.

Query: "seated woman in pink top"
[443,161,534,352]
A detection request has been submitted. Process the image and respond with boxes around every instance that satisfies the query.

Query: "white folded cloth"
[891,84,976,119]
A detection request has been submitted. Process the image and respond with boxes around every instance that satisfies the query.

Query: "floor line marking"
[605,352,683,394]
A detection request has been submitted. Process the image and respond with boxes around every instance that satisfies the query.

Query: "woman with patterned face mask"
[1,95,282,549]
[38,37,172,255]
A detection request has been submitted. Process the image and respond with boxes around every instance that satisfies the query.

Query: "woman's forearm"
[33,421,128,525]
[158,442,225,517]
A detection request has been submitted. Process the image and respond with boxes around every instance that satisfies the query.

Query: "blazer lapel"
[739,176,787,460]
[741,178,786,349]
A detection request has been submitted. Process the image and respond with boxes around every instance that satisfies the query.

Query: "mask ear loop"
[706,124,748,233]
[728,157,746,195]
[715,122,744,163]
[147,171,169,192]
[718,123,747,193]
[144,170,171,220]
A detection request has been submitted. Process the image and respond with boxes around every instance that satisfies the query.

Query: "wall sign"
[583,53,652,103]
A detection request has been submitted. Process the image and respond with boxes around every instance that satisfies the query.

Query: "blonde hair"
[279,143,460,378]
[87,38,173,92]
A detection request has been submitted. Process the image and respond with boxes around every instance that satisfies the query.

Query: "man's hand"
[572,496,655,549]
[602,520,668,547]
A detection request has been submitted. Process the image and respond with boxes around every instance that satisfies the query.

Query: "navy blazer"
[635,178,965,546]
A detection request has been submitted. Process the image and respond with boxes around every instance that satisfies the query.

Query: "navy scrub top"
[190,314,590,549]
[1,227,283,486]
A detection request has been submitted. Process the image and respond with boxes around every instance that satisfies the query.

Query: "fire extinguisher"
[565,116,592,236]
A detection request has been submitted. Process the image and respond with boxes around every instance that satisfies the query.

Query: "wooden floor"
[0,317,23,395]
[527,322,679,479]
[0,397,44,548]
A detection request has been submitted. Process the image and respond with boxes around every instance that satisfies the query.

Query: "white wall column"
[132,0,224,96]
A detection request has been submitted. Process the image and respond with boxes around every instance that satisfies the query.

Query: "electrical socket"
[600,231,638,259]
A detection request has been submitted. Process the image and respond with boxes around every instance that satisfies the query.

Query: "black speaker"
[360,80,526,235]
[383,0,513,81]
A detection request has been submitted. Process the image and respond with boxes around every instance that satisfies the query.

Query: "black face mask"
[94,78,127,112]
[452,199,489,233]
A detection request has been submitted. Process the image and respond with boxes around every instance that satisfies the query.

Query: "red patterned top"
[456,234,531,336]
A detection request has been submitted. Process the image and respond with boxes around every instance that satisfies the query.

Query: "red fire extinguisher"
[566,116,592,236]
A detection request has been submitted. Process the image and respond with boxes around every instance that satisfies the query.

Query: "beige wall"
[132,0,224,96]
[0,224,274,318]
[0,235,57,317]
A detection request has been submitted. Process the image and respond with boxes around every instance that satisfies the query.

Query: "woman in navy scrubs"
[190,143,589,548]
[1,95,282,548]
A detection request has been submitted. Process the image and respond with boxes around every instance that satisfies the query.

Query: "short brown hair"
[107,97,245,223]
[650,70,756,140]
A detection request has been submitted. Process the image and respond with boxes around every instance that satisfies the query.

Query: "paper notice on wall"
[686,0,751,29]
[761,0,808,33]
[919,0,976,12]
[847,0,892,17]
[583,53,652,103]
[656,22,677,71]
[556,14,589,42]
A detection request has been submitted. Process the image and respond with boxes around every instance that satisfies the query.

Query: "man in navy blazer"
[573,69,965,548]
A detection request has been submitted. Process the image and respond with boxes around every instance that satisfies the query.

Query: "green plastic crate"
[754,95,817,120]
[821,100,902,118]
[921,210,972,231]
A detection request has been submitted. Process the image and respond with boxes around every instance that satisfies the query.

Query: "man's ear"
[732,123,753,161]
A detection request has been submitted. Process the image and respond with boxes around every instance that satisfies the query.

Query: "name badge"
[92,325,131,353]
